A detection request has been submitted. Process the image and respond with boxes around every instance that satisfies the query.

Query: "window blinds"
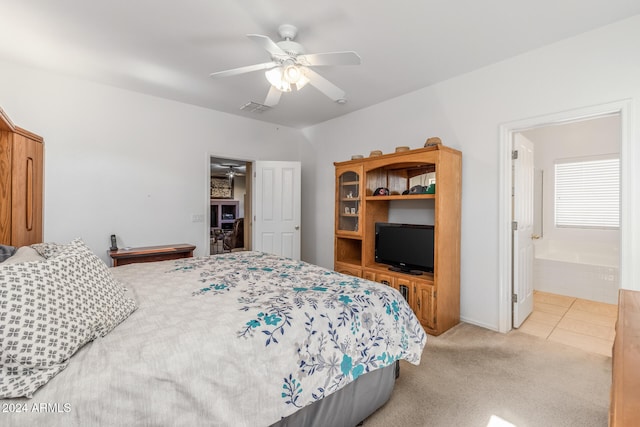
[554,157,620,229]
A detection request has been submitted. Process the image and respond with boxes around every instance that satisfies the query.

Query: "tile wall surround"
[533,239,619,304]
[534,259,618,304]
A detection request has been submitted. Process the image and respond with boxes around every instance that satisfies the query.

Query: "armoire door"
[11,134,43,247]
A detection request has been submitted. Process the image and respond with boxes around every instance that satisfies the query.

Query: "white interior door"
[252,161,301,259]
[512,135,535,328]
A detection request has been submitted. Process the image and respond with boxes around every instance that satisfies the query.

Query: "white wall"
[302,15,640,331]
[0,60,307,263]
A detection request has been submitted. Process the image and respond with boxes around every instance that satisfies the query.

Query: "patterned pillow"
[0,239,137,398]
[53,239,138,336]
[30,242,68,259]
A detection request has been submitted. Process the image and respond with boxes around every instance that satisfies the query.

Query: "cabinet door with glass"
[336,165,363,235]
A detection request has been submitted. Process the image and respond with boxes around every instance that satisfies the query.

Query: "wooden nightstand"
[109,243,196,267]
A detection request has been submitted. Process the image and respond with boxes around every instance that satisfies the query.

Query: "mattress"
[1,251,426,426]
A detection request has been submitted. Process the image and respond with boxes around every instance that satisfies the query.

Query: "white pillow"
[2,246,45,265]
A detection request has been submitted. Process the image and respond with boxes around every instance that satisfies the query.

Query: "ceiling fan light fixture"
[283,64,302,84]
[211,25,361,106]
[225,166,237,185]
[265,67,291,92]
[294,72,310,91]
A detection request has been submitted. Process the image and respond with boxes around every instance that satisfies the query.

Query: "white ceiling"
[210,157,247,177]
[1,0,638,129]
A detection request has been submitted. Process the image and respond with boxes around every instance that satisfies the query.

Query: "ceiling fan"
[223,164,244,178]
[211,163,245,180]
[209,24,361,107]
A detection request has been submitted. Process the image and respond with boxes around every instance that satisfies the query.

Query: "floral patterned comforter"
[3,251,426,427]
[182,252,427,422]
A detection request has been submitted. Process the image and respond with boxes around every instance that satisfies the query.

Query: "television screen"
[375,223,434,274]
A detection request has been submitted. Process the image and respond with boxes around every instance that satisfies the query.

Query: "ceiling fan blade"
[304,68,346,101]
[297,51,361,66]
[264,85,282,107]
[247,34,288,58]
[209,61,278,78]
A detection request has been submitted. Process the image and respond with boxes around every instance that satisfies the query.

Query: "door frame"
[497,99,635,333]
[206,153,253,254]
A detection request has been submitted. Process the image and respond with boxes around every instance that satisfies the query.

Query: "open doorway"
[498,99,632,334]
[209,156,252,255]
[510,115,621,356]
[519,115,621,304]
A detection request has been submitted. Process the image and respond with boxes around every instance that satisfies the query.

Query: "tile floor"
[517,290,617,357]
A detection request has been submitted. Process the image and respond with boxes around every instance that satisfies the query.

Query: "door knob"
[295,226,300,230]
[531,234,541,240]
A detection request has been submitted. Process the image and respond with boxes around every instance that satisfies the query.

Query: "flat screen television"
[375,222,434,275]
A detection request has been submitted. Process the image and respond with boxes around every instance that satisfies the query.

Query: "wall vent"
[240,102,271,113]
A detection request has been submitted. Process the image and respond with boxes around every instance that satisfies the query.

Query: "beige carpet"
[363,323,611,427]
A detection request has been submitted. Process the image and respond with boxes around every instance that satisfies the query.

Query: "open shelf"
[365,262,435,281]
[335,237,362,266]
[365,194,435,201]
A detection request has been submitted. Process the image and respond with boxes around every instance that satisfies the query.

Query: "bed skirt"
[271,361,398,427]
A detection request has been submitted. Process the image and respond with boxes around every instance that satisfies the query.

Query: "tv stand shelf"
[334,145,461,335]
[367,262,434,280]
[389,268,428,276]
[365,194,435,201]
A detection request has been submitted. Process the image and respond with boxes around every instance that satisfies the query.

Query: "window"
[554,156,620,229]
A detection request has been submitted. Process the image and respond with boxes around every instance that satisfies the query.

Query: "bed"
[0,240,426,426]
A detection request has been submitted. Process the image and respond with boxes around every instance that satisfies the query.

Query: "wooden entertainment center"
[334,144,461,335]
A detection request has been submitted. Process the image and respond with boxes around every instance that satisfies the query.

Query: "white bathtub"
[533,239,619,304]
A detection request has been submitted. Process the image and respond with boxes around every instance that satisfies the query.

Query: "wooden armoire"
[0,106,43,247]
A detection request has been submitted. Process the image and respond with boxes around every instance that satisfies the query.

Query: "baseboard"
[459,316,501,333]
